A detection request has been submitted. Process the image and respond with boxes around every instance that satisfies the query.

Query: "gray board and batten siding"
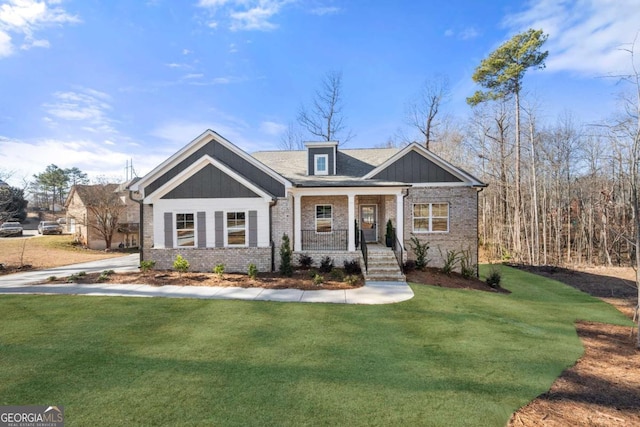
[144,139,286,198]
[307,146,335,175]
[371,150,462,183]
[161,164,260,199]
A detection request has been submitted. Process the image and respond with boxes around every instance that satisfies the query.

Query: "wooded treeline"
[429,99,638,267]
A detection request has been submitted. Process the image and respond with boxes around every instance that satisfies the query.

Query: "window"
[176,213,195,247]
[315,154,328,175]
[226,212,246,246]
[316,205,332,233]
[413,203,449,233]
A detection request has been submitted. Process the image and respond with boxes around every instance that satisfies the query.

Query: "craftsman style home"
[130,130,485,275]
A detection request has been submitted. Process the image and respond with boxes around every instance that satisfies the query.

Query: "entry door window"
[361,205,377,242]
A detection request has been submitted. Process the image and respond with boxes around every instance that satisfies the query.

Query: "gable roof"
[64,184,121,208]
[363,143,486,186]
[130,129,291,198]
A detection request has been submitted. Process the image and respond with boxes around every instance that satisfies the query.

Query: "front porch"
[291,188,408,253]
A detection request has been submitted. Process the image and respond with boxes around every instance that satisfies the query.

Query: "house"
[129,130,485,274]
[65,183,140,250]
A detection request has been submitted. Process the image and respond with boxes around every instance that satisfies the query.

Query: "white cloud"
[310,6,341,16]
[259,120,286,136]
[504,0,640,76]
[197,0,292,32]
[443,26,479,40]
[0,136,136,183]
[43,88,117,134]
[0,0,80,57]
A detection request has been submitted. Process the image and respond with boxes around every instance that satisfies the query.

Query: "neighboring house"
[65,183,140,250]
[130,130,485,273]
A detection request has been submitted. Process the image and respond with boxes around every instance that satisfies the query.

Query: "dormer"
[305,141,338,176]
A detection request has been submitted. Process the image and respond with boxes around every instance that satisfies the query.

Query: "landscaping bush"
[440,248,460,276]
[312,273,324,286]
[343,259,361,275]
[98,270,114,282]
[330,269,345,281]
[213,264,225,279]
[403,260,416,272]
[247,263,258,280]
[486,266,502,288]
[140,260,155,273]
[459,249,477,279]
[173,255,190,277]
[279,234,293,277]
[343,274,359,286]
[319,256,334,273]
[298,254,313,269]
[409,235,430,270]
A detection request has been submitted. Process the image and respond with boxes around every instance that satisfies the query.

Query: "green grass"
[0,265,631,426]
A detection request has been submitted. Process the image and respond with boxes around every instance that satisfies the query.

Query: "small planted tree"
[279,234,293,277]
[409,235,430,270]
[173,254,189,277]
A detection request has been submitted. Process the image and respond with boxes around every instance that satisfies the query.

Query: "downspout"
[128,190,144,265]
[269,198,277,272]
[475,186,485,278]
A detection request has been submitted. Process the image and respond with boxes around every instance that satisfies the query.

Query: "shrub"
[312,273,324,286]
[403,260,416,272]
[98,270,114,282]
[47,276,57,282]
[459,249,477,279]
[319,256,334,273]
[344,274,359,286]
[486,266,502,288]
[247,263,258,280]
[409,235,430,270]
[343,259,362,275]
[213,264,225,279]
[66,273,80,283]
[330,269,345,281]
[173,254,190,277]
[298,254,313,269]
[308,269,318,278]
[440,248,460,276]
[279,234,293,277]
[140,260,155,273]
[77,271,87,277]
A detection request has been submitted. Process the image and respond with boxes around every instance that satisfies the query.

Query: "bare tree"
[69,183,126,250]
[297,70,353,144]
[406,74,450,150]
[279,122,305,150]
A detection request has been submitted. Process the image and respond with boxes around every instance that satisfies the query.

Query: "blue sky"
[1,0,639,186]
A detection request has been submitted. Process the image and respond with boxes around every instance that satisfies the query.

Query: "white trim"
[304,141,338,148]
[145,155,274,203]
[362,142,485,186]
[412,202,449,233]
[174,212,197,248]
[131,129,292,194]
[289,186,407,198]
[314,154,329,175]
[224,210,248,247]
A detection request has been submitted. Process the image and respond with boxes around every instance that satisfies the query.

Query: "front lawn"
[0,265,631,426]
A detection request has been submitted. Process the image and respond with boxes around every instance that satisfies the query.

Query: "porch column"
[293,193,302,251]
[347,193,356,251]
[396,192,404,247]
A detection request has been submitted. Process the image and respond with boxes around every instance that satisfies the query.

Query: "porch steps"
[361,245,406,282]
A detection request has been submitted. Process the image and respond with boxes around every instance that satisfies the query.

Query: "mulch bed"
[406,267,510,293]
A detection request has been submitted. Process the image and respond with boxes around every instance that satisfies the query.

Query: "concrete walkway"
[0,254,414,305]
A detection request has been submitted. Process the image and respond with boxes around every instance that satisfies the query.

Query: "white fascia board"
[303,141,338,148]
[131,129,291,194]
[362,142,485,186]
[146,154,274,203]
[288,185,407,197]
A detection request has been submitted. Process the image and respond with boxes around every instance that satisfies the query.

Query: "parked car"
[0,222,23,237]
[38,221,63,235]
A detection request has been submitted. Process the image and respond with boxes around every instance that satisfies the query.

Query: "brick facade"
[149,247,272,273]
[403,186,479,269]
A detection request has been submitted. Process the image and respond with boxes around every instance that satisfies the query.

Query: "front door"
[360,205,377,242]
